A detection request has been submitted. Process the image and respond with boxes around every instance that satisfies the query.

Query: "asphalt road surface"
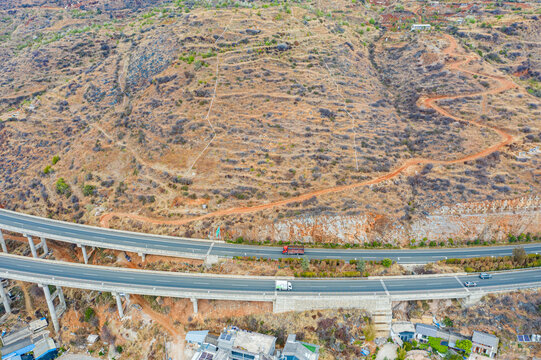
[1,254,540,295]
[1,209,540,263]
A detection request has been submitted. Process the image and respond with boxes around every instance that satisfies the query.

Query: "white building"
[411,24,431,31]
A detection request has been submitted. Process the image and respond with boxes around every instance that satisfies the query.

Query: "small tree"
[381,258,392,268]
[84,307,96,322]
[456,339,472,354]
[443,316,454,327]
[55,178,71,198]
[82,184,96,196]
[396,347,407,360]
[363,323,376,341]
[301,256,309,271]
[357,259,366,272]
[513,246,526,264]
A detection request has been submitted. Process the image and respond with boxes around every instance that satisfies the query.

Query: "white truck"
[275,280,292,291]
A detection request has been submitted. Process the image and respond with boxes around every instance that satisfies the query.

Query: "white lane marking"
[455,276,469,292]
[206,242,215,256]
[380,279,390,296]
[117,276,135,280]
[155,279,172,283]
[195,282,209,285]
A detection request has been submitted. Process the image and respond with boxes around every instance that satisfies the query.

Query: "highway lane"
[1,254,540,295]
[2,209,541,263]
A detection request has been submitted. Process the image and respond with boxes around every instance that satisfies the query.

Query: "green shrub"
[381,258,392,268]
[357,259,366,272]
[456,339,472,354]
[84,307,96,322]
[235,236,244,243]
[52,155,60,165]
[43,165,52,174]
[82,184,96,196]
[301,257,309,271]
[443,316,454,327]
[55,178,71,198]
[342,271,361,277]
[428,337,448,354]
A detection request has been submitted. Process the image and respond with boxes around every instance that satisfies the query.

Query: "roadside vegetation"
[441,246,541,273]
[233,257,397,278]
[227,233,541,250]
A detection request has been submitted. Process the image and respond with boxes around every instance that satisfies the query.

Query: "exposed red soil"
[100,34,518,229]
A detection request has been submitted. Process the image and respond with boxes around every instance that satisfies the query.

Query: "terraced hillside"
[0,0,539,244]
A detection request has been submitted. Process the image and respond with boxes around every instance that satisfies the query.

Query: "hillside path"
[100,34,518,228]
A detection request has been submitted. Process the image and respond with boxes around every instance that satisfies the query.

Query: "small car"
[464,281,477,287]
[479,273,492,279]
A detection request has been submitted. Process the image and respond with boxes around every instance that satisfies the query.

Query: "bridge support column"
[0,230,7,253]
[113,292,124,318]
[40,237,48,255]
[42,285,60,333]
[81,245,89,264]
[139,253,146,262]
[191,298,198,314]
[56,286,66,309]
[0,283,11,314]
[26,235,38,258]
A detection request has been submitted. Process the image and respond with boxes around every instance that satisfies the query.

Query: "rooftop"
[282,334,319,360]
[33,337,56,360]
[233,329,276,355]
[415,324,439,337]
[392,322,415,334]
[186,331,210,344]
[472,331,499,348]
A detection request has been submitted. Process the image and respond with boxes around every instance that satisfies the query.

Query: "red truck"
[282,245,304,255]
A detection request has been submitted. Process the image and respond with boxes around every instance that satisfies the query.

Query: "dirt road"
[100,34,518,228]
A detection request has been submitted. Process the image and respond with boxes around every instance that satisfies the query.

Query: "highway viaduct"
[1,253,541,335]
[1,209,541,264]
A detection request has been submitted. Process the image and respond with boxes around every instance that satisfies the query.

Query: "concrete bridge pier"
[39,237,49,255]
[80,245,89,264]
[0,230,7,253]
[42,285,60,332]
[191,298,198,314]
[0,282,11,314]
[55,286,66,310]
[112,292,124,318]
[25,235,38,258]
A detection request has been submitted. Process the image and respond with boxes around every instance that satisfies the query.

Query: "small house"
[411,24,431,31]
[186,331,210,346]
[472,331,499,358]
[281,334,319,360]
[391,322,415,343]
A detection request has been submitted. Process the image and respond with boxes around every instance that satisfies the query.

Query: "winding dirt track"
[100,34,518,228]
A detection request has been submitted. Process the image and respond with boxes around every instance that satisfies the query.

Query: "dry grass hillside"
[0,0,539,244]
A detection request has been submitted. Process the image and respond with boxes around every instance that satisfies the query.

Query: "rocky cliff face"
[234,195,541,244]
